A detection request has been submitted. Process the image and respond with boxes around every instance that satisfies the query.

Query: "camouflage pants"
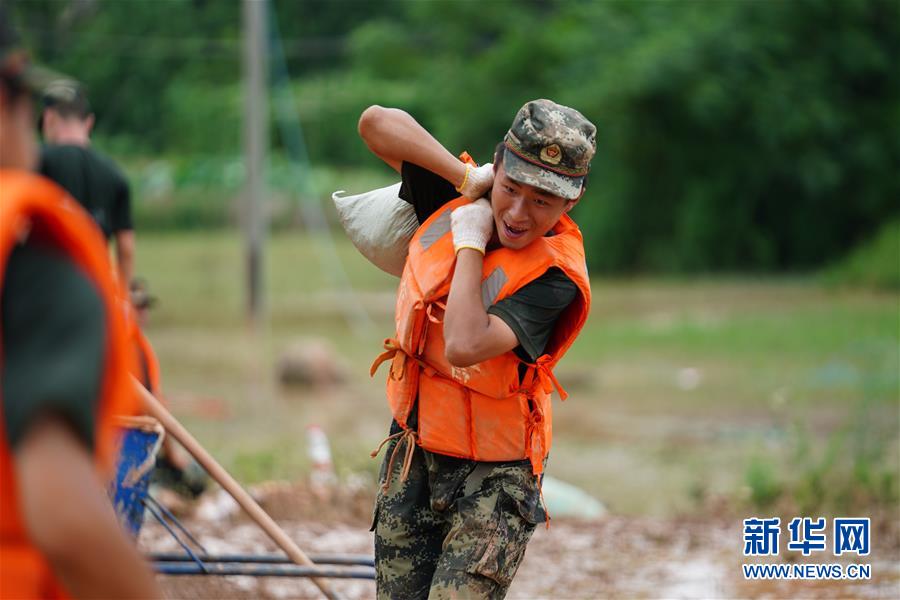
[372,438,544,599]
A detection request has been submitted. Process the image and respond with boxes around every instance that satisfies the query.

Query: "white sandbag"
[332,182,417,277]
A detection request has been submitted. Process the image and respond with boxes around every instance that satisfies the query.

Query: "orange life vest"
[130,314,161,395]
[0,170,137,600]
[372,194,591,476]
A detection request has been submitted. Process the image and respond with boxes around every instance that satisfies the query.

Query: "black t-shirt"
[1,241,105,451]
[39,145,133,240]
[399,160,578,363]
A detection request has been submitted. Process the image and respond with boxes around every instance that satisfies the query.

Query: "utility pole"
[242,0,268,326]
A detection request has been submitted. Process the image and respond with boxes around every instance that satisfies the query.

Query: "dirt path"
[140,485,899,599]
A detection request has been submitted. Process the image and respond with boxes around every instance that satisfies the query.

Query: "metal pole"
[242,0,268,325]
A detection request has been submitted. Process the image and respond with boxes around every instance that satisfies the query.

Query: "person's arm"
[15,415,161,599]
[111,169,135,286]
[358,105,467,180]
[443,198,519,366]
[444,248,520,367]
[114,229,135,286]
[358,105,495,202]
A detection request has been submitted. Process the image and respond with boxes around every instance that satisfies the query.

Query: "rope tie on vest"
[370,428,419,492]
[533,354,568,401]
[538,475,552,529]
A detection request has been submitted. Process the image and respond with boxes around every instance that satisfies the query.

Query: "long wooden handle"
[132,378,340,600]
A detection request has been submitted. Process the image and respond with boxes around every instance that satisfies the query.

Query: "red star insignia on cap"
[540,144,562,165]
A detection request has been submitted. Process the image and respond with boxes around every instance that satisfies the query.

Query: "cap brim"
[503,149,584,200]
[21,64,69,93]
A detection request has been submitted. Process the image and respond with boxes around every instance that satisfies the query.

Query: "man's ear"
[84,113,95,134]
[565,185,587,213]
[40,108,52,137]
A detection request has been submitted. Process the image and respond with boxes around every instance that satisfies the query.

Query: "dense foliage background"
[13,0,899,274]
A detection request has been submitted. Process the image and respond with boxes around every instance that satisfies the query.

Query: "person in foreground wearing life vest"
[359,99,596,599]
[0,8,160,598]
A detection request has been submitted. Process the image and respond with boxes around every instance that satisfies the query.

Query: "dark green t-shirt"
[39,145,133,240]
[1,240,105,450]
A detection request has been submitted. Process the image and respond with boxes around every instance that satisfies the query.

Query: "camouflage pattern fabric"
[373,437,545,599]
[503,98,597,201]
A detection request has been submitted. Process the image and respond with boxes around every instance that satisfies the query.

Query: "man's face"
[41,108,91,143]
[0,84,37,170]
[489,161,579,250]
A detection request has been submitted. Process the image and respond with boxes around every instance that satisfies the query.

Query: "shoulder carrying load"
[372,195,592,478]
[332,182,417,277]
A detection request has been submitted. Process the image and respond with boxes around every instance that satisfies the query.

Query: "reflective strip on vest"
[419,210,451,251]
[481,266,508,309]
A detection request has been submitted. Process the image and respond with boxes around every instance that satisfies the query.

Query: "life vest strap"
[372,342,566,478]
[527,354,568,401]
[370,338,404,379]
[524,406,545,476]
[425,300,446,324]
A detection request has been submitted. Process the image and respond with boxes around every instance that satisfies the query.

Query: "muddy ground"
[140,482,900,599]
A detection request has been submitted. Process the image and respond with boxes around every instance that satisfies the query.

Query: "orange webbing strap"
[372,337,441,380]
[519,354,568,481]
[425,300,446,323]
[458,151,477,167]
[418,300,446,355]
[370,338,405,380]
[522,356,562,527]
[531,354,568,401]
[464,387,476,459]
[370,428,419,492]
[524,406,545,476]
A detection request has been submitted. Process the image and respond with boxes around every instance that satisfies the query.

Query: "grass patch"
[136,232,899,517]
[127,157,398,231]
[822,219,900,290]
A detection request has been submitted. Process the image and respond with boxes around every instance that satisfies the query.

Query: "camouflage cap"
[503,99,597,200]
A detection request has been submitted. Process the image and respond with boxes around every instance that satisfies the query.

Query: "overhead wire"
[17,25,349,59]
[266,1,377,338]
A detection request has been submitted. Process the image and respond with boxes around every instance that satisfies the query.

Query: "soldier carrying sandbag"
[357,99,597,599]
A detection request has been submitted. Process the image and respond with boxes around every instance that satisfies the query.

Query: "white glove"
[456,162,494,199]
[451,198,493,255]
